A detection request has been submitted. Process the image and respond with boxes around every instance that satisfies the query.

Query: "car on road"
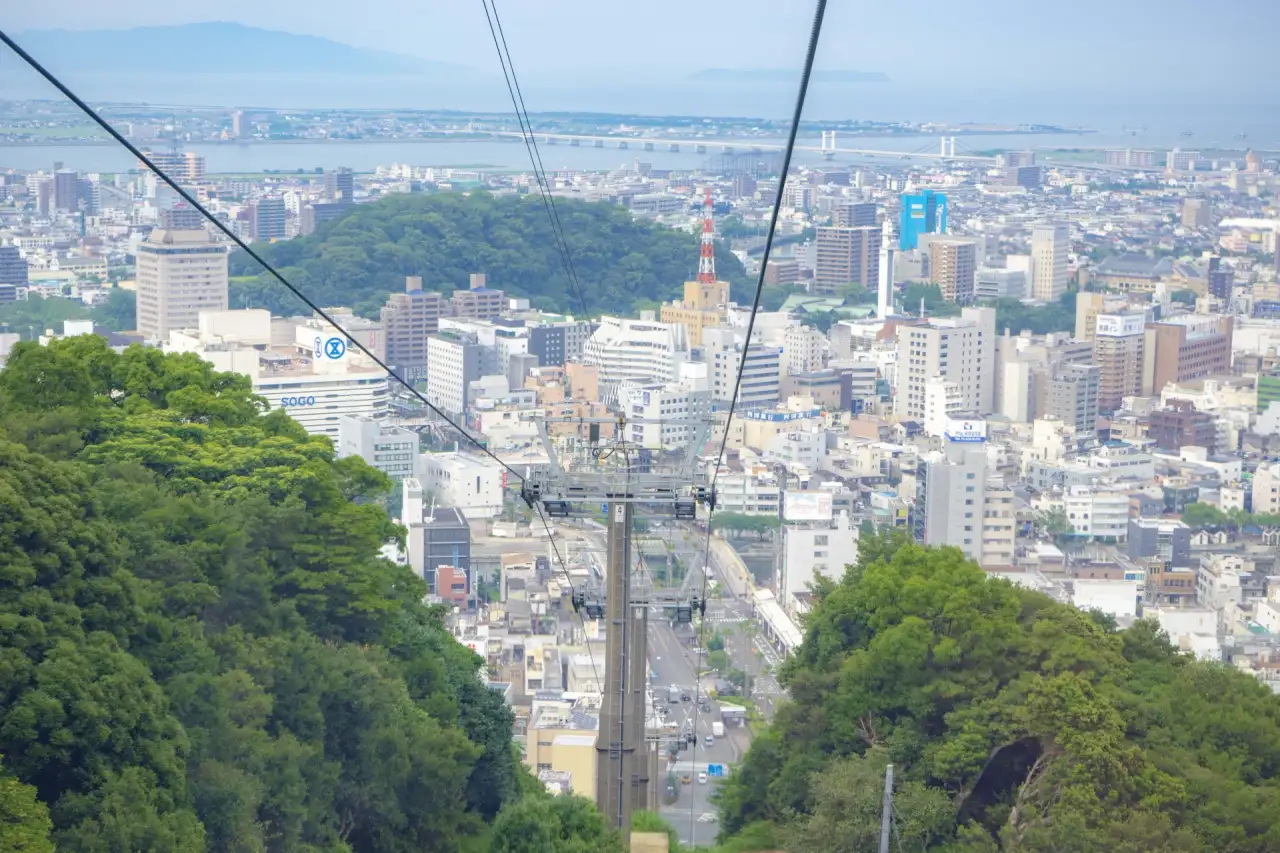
[680,772,692,785]
[704,735,714,748]
[697,771,708,784]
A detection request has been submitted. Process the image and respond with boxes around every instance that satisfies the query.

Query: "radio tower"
[697,188,717,283]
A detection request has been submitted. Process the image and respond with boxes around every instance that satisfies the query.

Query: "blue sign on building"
[324,337,346,359]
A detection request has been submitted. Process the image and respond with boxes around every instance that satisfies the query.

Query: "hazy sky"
[5,0,1277,93]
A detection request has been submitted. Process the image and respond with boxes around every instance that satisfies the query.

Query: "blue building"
[898,190,948,251]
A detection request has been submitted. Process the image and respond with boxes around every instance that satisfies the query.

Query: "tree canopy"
[228,192,749,318]
[714,532,1280,852]
[0,336,531,852]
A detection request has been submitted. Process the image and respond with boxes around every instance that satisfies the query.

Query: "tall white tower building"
[135,228,229,341]
[877,216,897,321]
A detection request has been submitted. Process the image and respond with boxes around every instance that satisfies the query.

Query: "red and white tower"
[696,188,717,283]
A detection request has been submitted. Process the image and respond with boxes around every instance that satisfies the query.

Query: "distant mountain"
[690,68,890,83]
[14,22,465,76]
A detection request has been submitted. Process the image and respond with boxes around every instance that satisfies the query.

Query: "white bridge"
[486,130,996,164]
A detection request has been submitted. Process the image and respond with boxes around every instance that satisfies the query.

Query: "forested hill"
[0,337,532,852]
[229,192,749,318]
[714,530,1280,853]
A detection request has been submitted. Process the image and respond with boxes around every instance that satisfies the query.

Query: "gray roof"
[1096,253,1175,279]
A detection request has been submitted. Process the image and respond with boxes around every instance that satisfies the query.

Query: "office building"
[582,316,689,395]
[764,258,801,286]
[1142,314,1234,396]
[449,273,504,321]
[158,204,205,230]
[703,326,781,409]
[427,330,484,418]
[135,228,229,341]
[337,415,417,480]
[617,382,712,450]
[894,307,996,422]
[1005,165,1044,188]
[381,276,444,379]
[401,481,474,592]
[898,190,948,251]
[325,167,355,205]
[250,197,287,242]
[1046,363,1100,434]
[814,225,878,293]
[1092,313,1147,411]
[779,512,858,609]
[1182,197,1212,229]
[0,245,29,287]
[833,201,877,227]
[1149,402,1217,454]
[1030,222,1069,302]
[975,268,1027,301]
[930,239,977,304]
[914,419,990,562]
[660,278,729,347]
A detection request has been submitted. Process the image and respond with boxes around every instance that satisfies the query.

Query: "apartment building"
[814,225,878,293]
[929,238,977,303]
[894,307,996,422]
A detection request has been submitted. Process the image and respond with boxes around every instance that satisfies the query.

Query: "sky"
[4,0,1277,93]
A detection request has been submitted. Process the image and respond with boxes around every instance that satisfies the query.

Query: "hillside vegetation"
[229,192,748,318]
[0,337,536,852]
[714,529,1280,853]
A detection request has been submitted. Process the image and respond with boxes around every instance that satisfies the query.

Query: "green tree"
[1181,501,1229,529]
[0,758,53,853]
[488,795,623,853]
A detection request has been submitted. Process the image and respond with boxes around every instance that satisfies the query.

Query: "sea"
[2,70,1278,174]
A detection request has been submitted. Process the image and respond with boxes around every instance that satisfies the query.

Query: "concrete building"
[894,307,996,422]
[1142,314,1234,396]
[380,276,444,380]
[899,190,948,251]
[914,418,990,562]
[929,239,977,304]
[1182,197,1212,229]
[324,167,355,204]
[1046,363,1100,434]
[1253,463,1280,516]
[0,245,29,287]
[1149,402,1217,454]
[703,326,781,409]
[876,218,897,320]
[402,483,474,592]
[660,278,730,347]
[135,228,229,341]
[1030,222,1069,302]
[415,452,504,520]
[814,225,879,293]
[779,512,858,608]
[337,415,417,480]
[449,273,505,321]
[523,695,599,799]
[617,382,712,450]
[764,258,801,286]
[583,315,688,397]
[249,197,287,242]
[53,169,79,212]
[1092,313,1147,411]
[833,201,877,227]
[1063,486,1130,541]
[975,268,1027,301]
[427,330,484,418]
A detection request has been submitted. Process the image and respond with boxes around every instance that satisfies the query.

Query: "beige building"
[814,225,878,293]
[523,695,600,799]
[660,278,729,347]
[449,273,504,321]
[1031,222,1069,302]
[1142,314,1234,396]
[1254,463,1280,516]
[380,275,443,379]
[1182,197,1212,229]
[135,228,228,341]
[1075,291,1108,341]
[930,239,977,303]
[1092,313,1147,411]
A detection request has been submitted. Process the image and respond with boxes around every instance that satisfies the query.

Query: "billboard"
[1094,313,1146,337]
[783,491,833,522]
[944,418,988,443]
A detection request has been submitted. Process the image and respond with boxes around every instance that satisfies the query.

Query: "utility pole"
[879,763,894,853]
[596,502,637,836]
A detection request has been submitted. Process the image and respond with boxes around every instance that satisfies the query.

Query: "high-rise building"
[1142,314,1234,396]
[894,307,996,422]
[138,151,206,182]
[381,276,444,379]
[1181,197,1212,229]
[325,167,355,205]
[929,239,977,304]
[1092,313,1147,411]
[1075,291,1108,341]
[1030,222,1069,302]
[426,330,484,417]
[449,273,505,321]
[898,190,948,251]
[703,326,781,409]
[53,169,79,212]
[833,201,877,227]
[135,229,229,341]
[876,218,897,320]
[914,420,990,562]
[1207,257,1233,300]
[250,197,287,242]
[814,225,878,293]
[660,279,730,348]
[231,110,246,138]
[0,245,29,287]
[158,204,205,230]
[1046,363,1100,434]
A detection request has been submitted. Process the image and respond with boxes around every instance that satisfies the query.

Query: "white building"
[714,472,781,516]
[975,267,1028,301]
[895,307,996,422]
[703,326,781,410]
[1030,221,1069,302]
[914,418,990,562]
[1062,485,1131,541]
[783,324,827,376]
[582,315,688,397]
[136,228,228,341]
[415,452,505,520]
[337,415,418,480]
[779,512,859,609]
[427,331,483,418]
[169,309,389,443]
[617,381,712,451]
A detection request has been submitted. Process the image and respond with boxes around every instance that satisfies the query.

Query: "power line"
[478,0,591,323]
[686,0,829,829]
[0,28,527,485]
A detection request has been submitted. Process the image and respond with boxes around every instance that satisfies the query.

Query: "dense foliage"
[0,290,136,339]
[1181,502,1280,531]
[0,337,528,852]
[715,528,1280,852]
[228,192,749,318]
